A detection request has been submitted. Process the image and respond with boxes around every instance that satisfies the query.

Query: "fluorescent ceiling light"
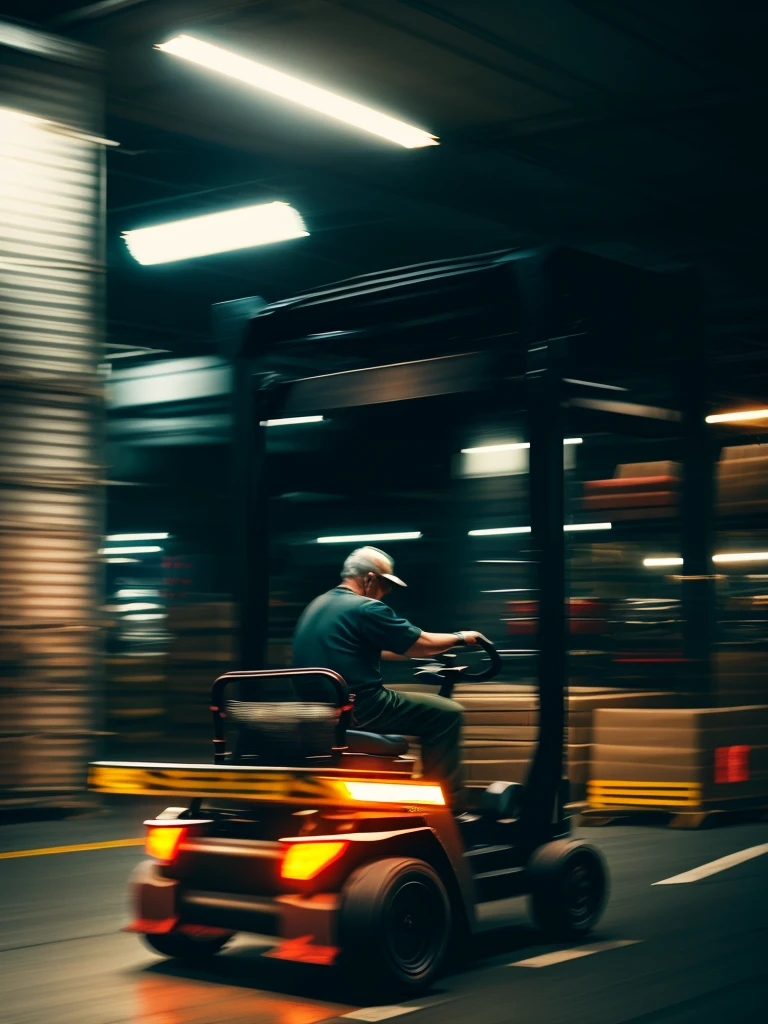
[643,552,768,567]
[713,552,768,564]
[481,588,531,593]
[105,557,139,564]
[106,532,169,542]
[157,35,438,149]
[116,589,159,598]
[261,416,324,427]
[564,522,612,532]
[469,522,610,536]
[316,532,422,543]
[100,546,162,555]
[122,201,308,265]
[706,408,768,424]
[469,526,532,537]
[461,438,582,454]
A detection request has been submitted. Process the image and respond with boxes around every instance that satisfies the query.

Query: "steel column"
[517,265,568,847]
[679,285,716,700]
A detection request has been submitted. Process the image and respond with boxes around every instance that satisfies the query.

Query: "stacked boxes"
[165,603,236,736]
[588,705,768,812]
[391,682,677,801]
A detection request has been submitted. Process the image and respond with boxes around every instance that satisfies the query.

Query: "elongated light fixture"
[99,546,162,555]
[469,522,611,536]
[156,35,438,149]
[317,532,422,543]
[643,552,768,567]
[122,201,308,265]
[106,533,169,542]
[706,408,768,424]
[261,416,324,427]
[713,551,768,564]
[461,438,582,454]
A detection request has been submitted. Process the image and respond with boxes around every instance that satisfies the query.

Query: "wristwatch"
[453,631,467,646]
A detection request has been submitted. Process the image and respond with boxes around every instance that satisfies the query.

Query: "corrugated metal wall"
[0,24,105,805]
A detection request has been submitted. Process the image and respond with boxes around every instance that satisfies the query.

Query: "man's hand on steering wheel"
[454,630,491,646]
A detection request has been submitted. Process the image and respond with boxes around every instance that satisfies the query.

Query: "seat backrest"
[211,668,351,765]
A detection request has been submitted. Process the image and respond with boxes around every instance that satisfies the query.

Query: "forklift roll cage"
[218,245,700,849]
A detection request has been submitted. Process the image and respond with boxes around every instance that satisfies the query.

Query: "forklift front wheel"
[527,840,608,939]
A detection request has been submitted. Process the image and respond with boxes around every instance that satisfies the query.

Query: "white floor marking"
[652,843,768,885]
[343,996,451,1021]
[510,939,640,967]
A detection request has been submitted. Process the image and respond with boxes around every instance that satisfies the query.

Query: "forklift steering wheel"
[413,636,502,698]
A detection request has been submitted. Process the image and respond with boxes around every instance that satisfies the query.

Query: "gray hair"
[341,546,393,580]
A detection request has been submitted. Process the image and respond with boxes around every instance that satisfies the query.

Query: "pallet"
[579,805,767,830]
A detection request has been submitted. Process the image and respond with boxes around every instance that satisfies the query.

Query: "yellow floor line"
[0,837,144,860]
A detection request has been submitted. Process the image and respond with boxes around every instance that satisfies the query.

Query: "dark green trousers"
[352,686,465,805]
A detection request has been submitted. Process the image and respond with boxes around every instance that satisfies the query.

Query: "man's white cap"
[342,546,407,587]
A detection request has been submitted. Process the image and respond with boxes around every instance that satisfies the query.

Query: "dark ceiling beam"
[52,0,153,25]
[566,0,751,88]
[342,1,764,254]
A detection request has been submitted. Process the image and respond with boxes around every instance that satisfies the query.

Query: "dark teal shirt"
[292,586,422,691]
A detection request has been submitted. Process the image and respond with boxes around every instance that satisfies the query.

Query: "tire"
[527,840,608,939]
[337,857,452,994]
[142,930,232,961]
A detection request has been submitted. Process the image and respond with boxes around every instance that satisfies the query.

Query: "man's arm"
[403,630,487,658]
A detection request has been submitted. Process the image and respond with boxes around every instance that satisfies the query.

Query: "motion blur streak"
[0,65,104,808]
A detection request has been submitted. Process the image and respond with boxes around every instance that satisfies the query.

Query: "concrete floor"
[1,805,766,1024]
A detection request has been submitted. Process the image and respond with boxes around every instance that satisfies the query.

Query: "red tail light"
[280,841,348,880]
[145,825,188,862]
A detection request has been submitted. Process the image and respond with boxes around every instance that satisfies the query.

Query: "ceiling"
[8,0,768,403]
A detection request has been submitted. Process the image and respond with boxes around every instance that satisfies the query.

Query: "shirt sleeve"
[357,600,422,655]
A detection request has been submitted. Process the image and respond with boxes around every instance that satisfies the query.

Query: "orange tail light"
[145,825,188,863]
[280,840,348,881]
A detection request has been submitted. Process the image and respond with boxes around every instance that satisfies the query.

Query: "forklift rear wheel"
[527,840,608,938]
[338,857,451,993]
[143,931,233,961]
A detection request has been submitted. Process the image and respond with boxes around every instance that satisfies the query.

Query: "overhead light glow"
[564,522,612,532]
[317,532,422,543]
[461,438,583,454]
[261,416,324,427]
[469,526,531,537]
[106,533,169,542]
[122,201,308,265]
[469,522,610,536]
[104,558,139,564]
[643,552,768,567]
[706,409,768,424]
[157,35,438,149]
[713,552,768,564]
[99,546,162,555]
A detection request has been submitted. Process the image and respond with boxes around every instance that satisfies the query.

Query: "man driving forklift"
[292,546,487,809]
